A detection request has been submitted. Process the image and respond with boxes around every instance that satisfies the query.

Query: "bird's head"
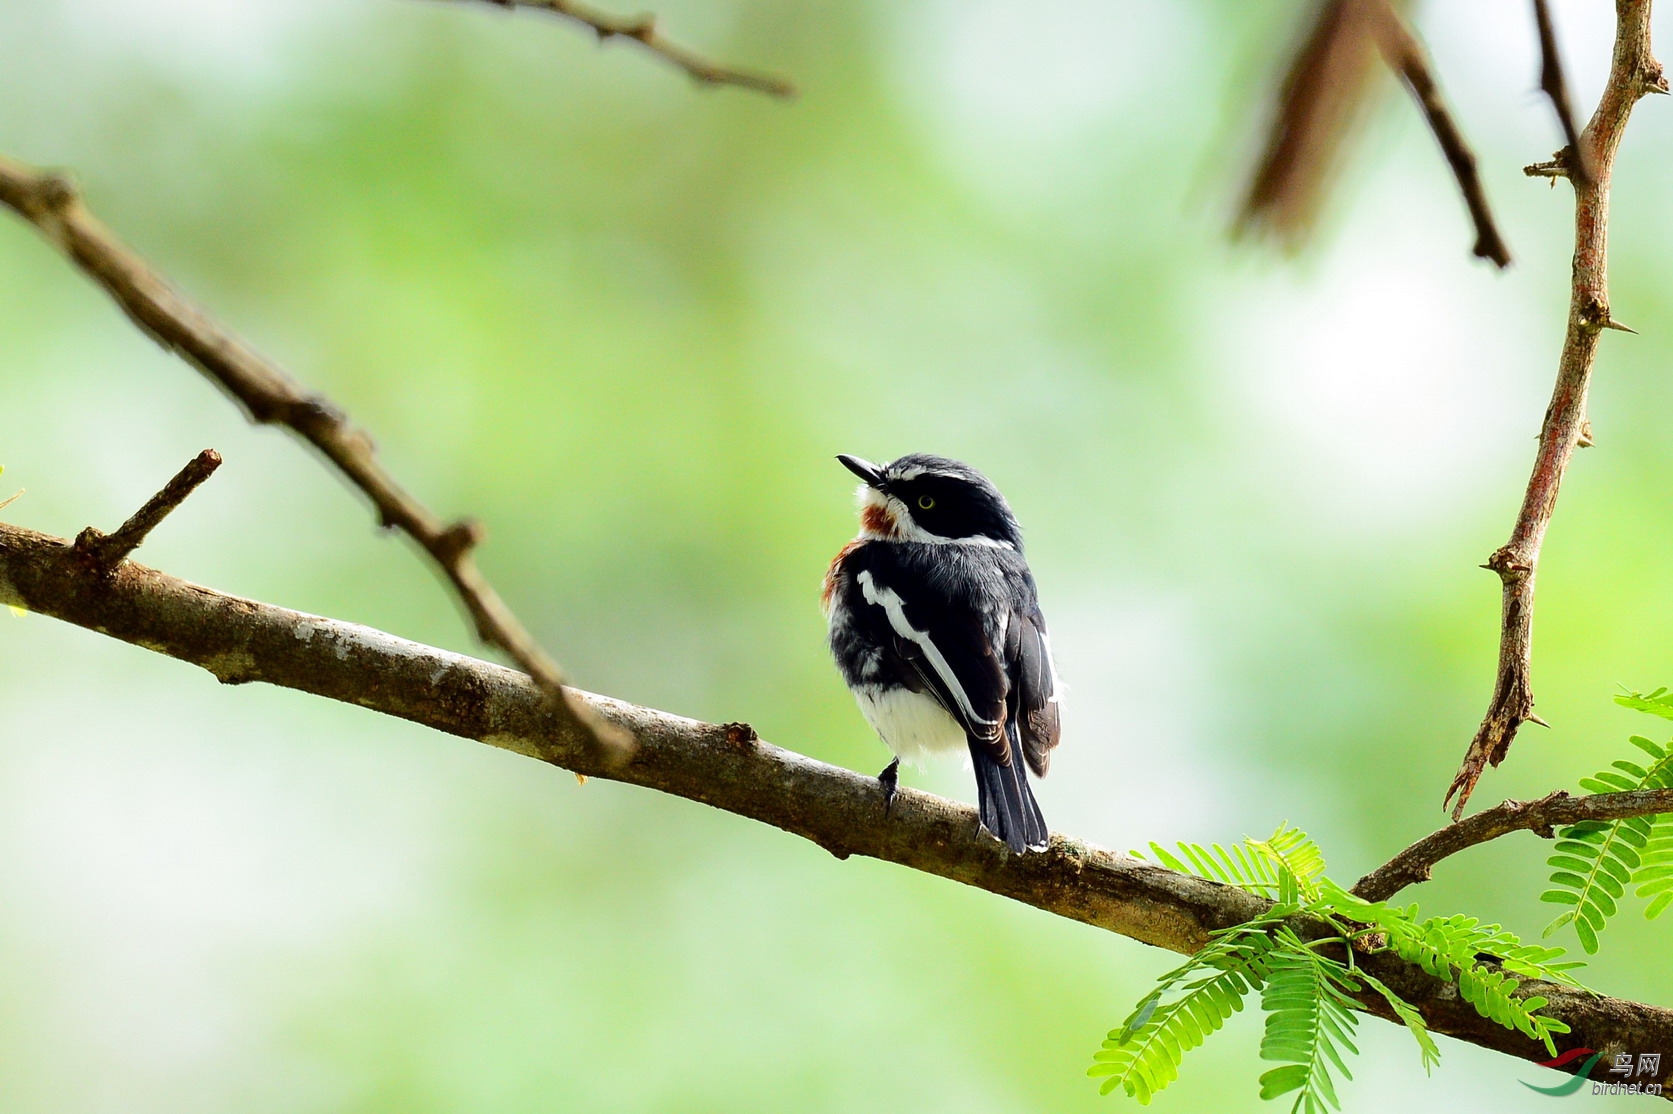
[838,453,1022,550]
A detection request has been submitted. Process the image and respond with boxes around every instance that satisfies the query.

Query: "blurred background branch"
[1238,0,1509,267]
[446,0,794,96]
[0,153,621,758]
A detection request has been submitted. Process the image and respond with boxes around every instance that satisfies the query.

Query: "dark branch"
[1237,0,1385,247]
[450,0,794,97]
[1354,787,1673,902]
[0,518,1670,1091]
[1237,1,1510,268]
[72,449,221,573]
[0,153,622,757]
[1448,0,1664,817]
[1533,0,1596,187]
[1373,5,1511,268]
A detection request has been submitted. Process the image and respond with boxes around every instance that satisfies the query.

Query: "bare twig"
[1447,0,1666,818]
[1372,4,1511,267]
[1238,1,1509,267]
[73,449,221,573]
[1524,148,1575,180]
[449,0,794,97]
[1533,0,1596,187]
[1,519,1670,1089]
[0,154,626,759]
[1353,787,1673,902]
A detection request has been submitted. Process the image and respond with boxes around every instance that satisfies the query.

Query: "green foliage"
[1094,827,1581,1109]
[1255,933,1359,1114]
[1090,926,1273,1103]
[1537,694,1673,953]
[1141,825,1323,901]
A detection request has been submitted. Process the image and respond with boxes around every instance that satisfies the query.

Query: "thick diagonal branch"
[0,518,1669,1092]
[0,154,618,755]
[1447,0,1666,818]
[449,0,793,97]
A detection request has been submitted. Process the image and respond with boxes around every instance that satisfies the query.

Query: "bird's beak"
[837,454,885,489]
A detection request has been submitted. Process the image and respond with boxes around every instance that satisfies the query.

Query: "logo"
[1523,1049,1664,1097]
[1522,1049,1601,1096]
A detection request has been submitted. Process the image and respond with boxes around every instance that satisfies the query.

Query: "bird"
[821,452,1061,853]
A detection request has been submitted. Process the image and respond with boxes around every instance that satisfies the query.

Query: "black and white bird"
[821,453,1061,853]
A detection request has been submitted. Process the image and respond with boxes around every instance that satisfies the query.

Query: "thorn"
[1603,318,1638,333]
[575,773,587,785]
[1527,712,1551,728]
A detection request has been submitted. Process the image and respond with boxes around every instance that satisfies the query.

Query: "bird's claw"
[878,758,900,816]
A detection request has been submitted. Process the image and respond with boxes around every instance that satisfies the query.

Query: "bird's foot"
[878,758,900,815]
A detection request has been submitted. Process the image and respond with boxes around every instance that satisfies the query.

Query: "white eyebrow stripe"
[856,569,996,731]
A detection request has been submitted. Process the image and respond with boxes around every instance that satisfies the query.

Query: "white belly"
[853,685,967,765]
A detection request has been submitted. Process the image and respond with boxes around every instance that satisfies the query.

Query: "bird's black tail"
[970,732,1048,853]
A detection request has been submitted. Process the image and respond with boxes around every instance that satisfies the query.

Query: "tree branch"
[1372,3,1511,267]
[72,449,221,573]
[446,0,794,97]
[0,153,623,757]
[1354,788,1673,902]
[0,517,1669,1091]
[1447,0,1666,818]
[1533,0,1596,188]
[1237,1,1511,268]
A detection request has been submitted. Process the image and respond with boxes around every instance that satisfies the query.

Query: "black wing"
[847,547,1010,755]
[1005,602,1060,778]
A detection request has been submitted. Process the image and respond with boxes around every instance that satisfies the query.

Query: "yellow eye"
[917,495,935,510]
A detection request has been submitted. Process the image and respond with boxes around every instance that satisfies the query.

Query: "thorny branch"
[1447,0,1668,818]
[0,518,1669,1092]
[0,153,624,758]
[450,0,794,97]
[1353,787,1673,902]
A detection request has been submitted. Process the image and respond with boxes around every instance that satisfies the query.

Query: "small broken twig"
[1533,0,1596,187]
[74,449,221,573]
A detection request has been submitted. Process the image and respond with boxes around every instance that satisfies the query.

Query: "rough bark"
[1,518,1668,1092]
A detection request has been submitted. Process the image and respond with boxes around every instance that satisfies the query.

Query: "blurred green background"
[3,0,1673,1110]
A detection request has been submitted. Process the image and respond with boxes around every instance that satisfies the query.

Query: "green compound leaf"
[1100,827,1584,1106]
[1256,938,1360,1114]
[1540,727,1673,954]
[1616,689,1673,720]
[1089,961,1258,1102]
[1381,914,1575,1056]
[1134,825,1326,904]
